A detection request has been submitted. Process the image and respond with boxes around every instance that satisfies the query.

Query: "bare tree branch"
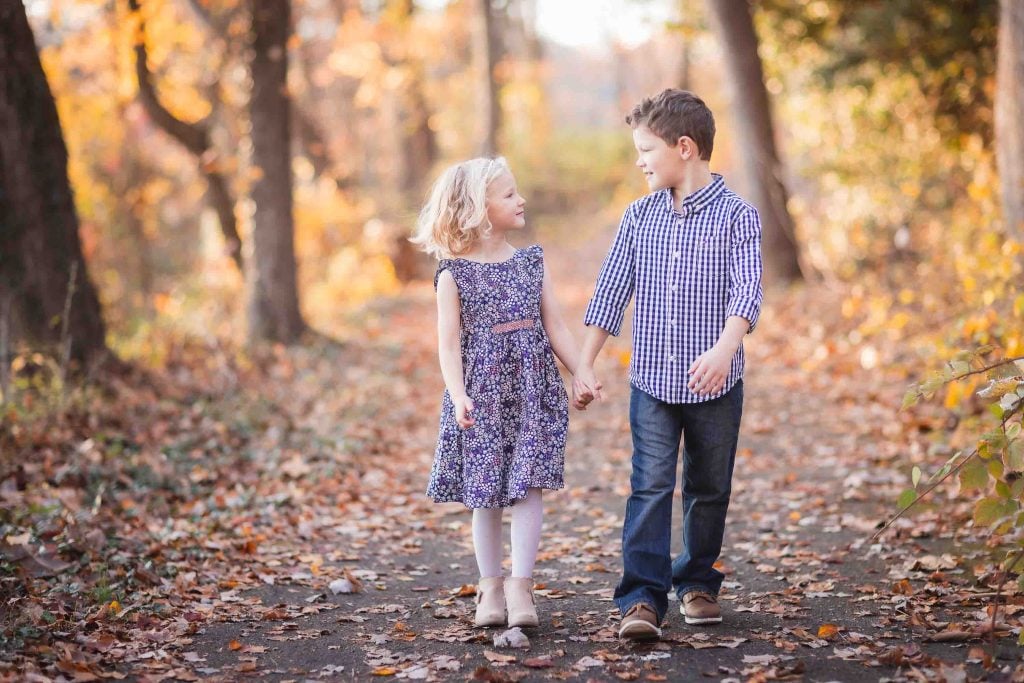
[127,0,243,272]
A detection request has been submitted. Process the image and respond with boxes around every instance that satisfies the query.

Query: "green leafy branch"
[877,351,1024,541]
[876,350,1024,642]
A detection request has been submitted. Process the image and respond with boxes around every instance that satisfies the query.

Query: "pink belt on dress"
[491,319,535,334]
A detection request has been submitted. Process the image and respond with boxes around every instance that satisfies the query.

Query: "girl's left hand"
[454,395,476,429]
[687,343,734,396]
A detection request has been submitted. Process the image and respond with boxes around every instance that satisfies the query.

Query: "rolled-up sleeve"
[727,208,763,333]
[583,207,636,336]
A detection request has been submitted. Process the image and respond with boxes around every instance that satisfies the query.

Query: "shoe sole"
[683,615,722,625]
[618,622,662,640]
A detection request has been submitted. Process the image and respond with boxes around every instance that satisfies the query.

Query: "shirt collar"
[662,173,725,217]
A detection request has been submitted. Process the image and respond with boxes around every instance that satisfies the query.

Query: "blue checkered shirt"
[584,174,763,404]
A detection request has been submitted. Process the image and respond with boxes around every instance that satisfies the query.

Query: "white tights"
[472,488,543,579]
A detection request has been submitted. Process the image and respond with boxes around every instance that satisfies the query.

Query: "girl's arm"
[540,261,581,376]
[437,271,474,429]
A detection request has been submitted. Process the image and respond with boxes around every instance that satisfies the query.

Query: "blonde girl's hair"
[410,157,510,259]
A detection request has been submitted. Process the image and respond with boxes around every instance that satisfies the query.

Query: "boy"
[573,89,763,641]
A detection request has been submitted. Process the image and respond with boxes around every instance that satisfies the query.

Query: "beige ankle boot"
[474,576,506,627]
[504,577,539,628]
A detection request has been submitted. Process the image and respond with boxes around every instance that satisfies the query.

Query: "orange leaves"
[816,623,840,640]
[261,608,289,621]
[453,584,477,598]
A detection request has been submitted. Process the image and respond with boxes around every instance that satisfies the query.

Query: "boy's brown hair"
[626,89,715,161]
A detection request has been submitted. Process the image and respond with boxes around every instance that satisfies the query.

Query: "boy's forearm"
[578,326,611,369]
[716,316,750,354]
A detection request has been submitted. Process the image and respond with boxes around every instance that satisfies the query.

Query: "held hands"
[687,342,735,396]
[453,394,476,429]
[572,365,603,411]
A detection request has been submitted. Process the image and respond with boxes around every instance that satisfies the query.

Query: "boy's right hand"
[454,395,476,429]
[572,366,603,410]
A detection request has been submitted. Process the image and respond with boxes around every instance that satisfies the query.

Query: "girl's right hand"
[454,395,476,429]
[572,366,603,410]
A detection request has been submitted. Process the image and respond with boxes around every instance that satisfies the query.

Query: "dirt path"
[186,240,1020,682]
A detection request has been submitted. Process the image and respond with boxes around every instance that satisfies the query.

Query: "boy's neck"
[670,164,714,212]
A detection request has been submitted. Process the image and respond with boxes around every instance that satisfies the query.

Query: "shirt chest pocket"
[691,234,730,279]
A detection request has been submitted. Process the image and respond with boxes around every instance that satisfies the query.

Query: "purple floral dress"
[427,244,568,509]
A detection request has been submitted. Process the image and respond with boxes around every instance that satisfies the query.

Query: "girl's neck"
[466,234,515,262]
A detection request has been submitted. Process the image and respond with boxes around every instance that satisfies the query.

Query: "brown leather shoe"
[681,591,722,625]
[618,602,661,641]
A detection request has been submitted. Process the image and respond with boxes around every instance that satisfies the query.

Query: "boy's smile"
[633,125,686,192]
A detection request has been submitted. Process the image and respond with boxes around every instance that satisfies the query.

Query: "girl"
[411,157,579,628]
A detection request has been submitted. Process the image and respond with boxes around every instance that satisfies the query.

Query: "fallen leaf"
[483,651,517,664]
[817,624,840,639]
[523,657,554,668]
[493,627,530,649]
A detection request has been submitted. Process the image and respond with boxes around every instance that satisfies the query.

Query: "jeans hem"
[617,598,662,623]
[677,585,717,599]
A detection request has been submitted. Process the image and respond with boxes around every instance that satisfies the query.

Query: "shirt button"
[671,284,678,292]
[668,355,676,362]
[673,251,681,259]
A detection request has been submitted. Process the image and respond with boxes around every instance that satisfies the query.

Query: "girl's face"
[486,171,526,232]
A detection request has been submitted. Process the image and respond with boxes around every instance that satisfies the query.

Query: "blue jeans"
[613,381,743,622]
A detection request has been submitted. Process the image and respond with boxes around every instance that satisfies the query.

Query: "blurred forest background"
[4,0,1024,676]
[3,0,1021,359]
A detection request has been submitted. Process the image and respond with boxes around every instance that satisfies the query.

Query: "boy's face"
[633,125,687,191]
[486,171,526,232]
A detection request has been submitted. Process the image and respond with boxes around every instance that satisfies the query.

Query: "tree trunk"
[997,0,1024,239]
[476,0,501,156]
[384,0,437,197]
[705,0,803,283]
[679,41,691,92]
[0,2,107,363]
[247,0,306,343]
[678,0,693,91]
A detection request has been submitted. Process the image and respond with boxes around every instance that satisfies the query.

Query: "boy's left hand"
[687,343,735,396]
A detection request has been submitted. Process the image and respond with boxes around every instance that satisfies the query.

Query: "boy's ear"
[677,136,697,160]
